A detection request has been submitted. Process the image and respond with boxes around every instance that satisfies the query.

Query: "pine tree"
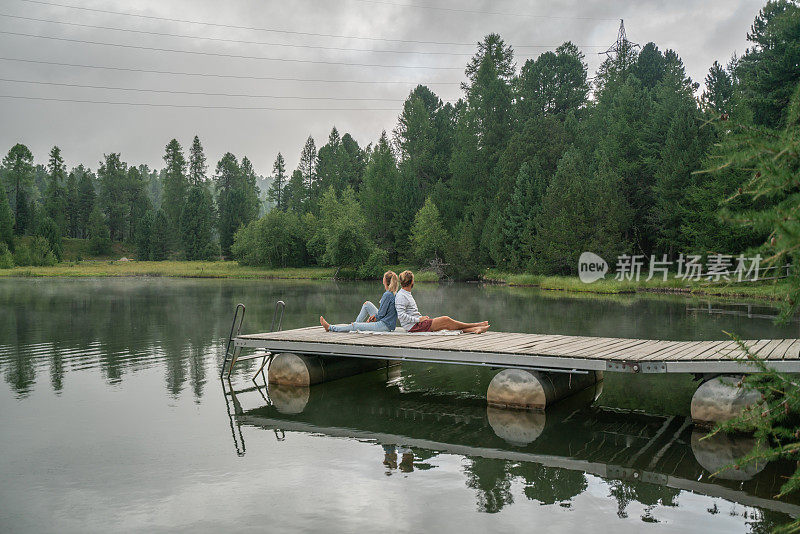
[65,171,79,238]
[87,206,111,255]
[44,146,67,234]
[239,156,261,223]
[532,150,628,274]
[703,84,800,521]
[267,152,287,211]
[213,152,247,257]
[1,143,34,234]
[161,138,188,230]
[340,133,366,191]
[188,135,207,186]
[737,0,800,128]
[516,41,589,120]
[0,184,13,250]
[97,153,128,240]
[316,127,343,196]
[135,210,153,260]
[284,169,306,213]
[180,185,218,260]
[649,102,711,257]
[498,161,546,269]
[14,189,31,236]
[76,168,96,239]
[361,132,399,251]
[701,61,735,115]
[149,209,169,261]
[298,136,317,209]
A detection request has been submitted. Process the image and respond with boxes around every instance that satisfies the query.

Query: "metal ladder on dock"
[220,300,285,380]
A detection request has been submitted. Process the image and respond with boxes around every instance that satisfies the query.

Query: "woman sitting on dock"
[320,271,400,332]
[395,270,489,334]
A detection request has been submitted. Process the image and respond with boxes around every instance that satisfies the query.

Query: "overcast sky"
[0,0,765,177]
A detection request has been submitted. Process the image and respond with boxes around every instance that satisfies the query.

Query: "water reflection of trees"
[0,279,235,398]
[0,279,397,399]
[465,459,588,513]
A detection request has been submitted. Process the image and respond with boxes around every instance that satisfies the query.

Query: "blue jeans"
[330,301,390,332]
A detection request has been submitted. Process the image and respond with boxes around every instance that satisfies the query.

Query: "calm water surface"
[1,278,799,533]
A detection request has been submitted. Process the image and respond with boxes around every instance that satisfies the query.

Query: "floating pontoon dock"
[234,327,800,374]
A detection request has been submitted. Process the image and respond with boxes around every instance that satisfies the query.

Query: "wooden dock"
[235,327,800,374]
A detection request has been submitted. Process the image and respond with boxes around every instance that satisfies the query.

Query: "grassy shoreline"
[0,260,789,302]
[483,269,791,301]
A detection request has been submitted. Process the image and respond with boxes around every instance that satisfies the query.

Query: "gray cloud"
[0,0,765,176]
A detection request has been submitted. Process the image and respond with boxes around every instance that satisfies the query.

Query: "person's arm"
[375,292,391,321]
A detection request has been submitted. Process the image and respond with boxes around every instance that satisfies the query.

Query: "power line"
[0,57,460,85]
[0,30,465,70]
[0,77,459,102]
[0,13,606,55]
[348,0,618,21]
[16,0,608,49]
[0,93,400,111]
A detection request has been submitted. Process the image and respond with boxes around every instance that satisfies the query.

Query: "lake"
[1,277,798,533]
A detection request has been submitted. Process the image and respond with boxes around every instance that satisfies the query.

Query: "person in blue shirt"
[320,271,399,332]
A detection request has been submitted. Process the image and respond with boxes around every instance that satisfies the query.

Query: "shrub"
[13,237,56,266]
[36,216,63,261]
[410,197,449,265]
[231,209,309,267]
[0,242,13,268]
[357,247,388,279]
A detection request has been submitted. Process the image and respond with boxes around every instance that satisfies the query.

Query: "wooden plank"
[746,339,775,358]
[612,340,674,360]
[637,341,689,361]
[513,335,600,354]
[570,338,651,360]
[555,337,630,357]
[591,338,656,358]
[424,332,529,352]
[783,339,800,359]
[693,340,738,360]
[769,339,796,360]
[504,335,582,354]
[669,341,733,361]
[655,341,706,361]
[759,339,786,359]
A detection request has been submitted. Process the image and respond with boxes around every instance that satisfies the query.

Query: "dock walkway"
[235,327,800,374]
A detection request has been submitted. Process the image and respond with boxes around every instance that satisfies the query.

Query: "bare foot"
[462,325,489,334]
[320,316,330,332]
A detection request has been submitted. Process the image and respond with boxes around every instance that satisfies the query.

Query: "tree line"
[0,133,260,267]
[237,0,799,278]
[1,0,798,278]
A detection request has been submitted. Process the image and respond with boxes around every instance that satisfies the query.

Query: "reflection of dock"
[223,377,800,518]
[236,327,800,374]
[239,414,800,518]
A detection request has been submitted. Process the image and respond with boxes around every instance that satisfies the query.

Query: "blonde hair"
[383,271,399,293]
[399,270,414,288]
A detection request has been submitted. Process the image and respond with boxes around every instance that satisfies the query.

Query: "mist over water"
[1,278,798,532]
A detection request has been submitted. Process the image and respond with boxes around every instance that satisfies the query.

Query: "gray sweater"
[395,288,421,331]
